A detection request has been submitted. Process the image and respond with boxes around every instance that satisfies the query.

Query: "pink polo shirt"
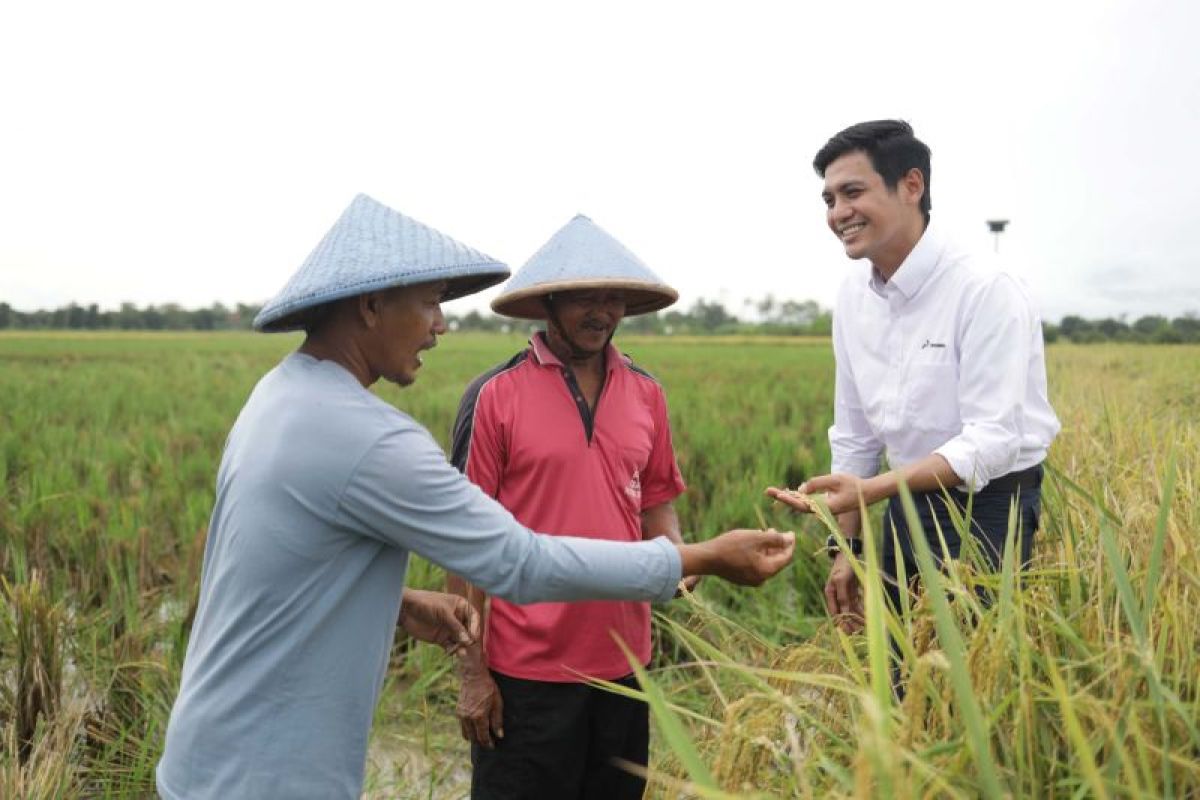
[450,333,686,681]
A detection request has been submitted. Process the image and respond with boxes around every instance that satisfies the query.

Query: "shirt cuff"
[933,440,986,491]
[649,536,682,603]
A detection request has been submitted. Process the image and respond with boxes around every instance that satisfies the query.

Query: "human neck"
[300,332,375,387]
[870,216,928,282]
[542,329,606,376]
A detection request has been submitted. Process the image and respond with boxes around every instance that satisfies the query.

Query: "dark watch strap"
[825,534,864,559]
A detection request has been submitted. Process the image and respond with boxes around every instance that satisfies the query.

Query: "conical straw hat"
[254,194,510,332]
[490,215,677,320]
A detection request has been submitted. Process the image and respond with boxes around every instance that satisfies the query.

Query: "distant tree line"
[445,296,833,336]
[2,299,1197,343]
[0,296,833,336]
[0,301,264,331]
[1043,314,1200,344]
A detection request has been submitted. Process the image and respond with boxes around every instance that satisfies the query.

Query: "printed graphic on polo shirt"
[624,468,642,504]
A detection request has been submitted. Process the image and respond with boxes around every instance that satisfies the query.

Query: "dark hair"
[813,120,932,223]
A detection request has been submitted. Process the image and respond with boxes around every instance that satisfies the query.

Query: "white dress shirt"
[828,222,1060,491]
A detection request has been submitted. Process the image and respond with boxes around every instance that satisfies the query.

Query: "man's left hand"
[767,473,872,516]
[398,589,480,657]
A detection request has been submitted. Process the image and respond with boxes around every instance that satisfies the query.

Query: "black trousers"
[471,671,648,800]
[880,463,1045,613]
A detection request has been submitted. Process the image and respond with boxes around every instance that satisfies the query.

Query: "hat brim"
[490,278,678,320]
[257,269,509,332]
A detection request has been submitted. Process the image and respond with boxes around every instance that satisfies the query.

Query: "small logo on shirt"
[625,469,642,502]
[921,339,947,349]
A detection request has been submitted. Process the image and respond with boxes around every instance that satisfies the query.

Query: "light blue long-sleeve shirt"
[156,353,682,799]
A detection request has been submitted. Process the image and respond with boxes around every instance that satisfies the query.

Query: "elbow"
[489,574,539,605]
[985,423,1023,478]
[968,434,1021,485]
[469,561,536,604]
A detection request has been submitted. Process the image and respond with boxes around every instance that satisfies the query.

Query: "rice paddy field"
[1,331,1198,798]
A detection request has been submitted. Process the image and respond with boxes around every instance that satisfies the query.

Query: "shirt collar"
[530,331,625,373]
[867,220,945,301]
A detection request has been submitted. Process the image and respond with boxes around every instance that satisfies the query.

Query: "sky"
[2,0,1198,323]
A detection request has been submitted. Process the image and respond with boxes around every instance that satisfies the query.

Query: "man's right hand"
[456,651,504,749]
[825,552,864,633]
[679,528,795,586]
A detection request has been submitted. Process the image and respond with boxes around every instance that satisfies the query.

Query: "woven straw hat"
[254,194,510,332]
[490,215,677,320]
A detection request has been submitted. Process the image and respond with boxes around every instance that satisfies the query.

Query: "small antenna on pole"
[986,219,1009,254]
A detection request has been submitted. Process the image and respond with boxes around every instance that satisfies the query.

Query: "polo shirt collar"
[868,221,945,301]
[529,331,625,373]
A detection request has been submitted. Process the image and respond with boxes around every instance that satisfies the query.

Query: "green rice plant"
[1,571,64,766]
[2,333,1198,796]
[0,696,80,799]
[898,482,1005,799]
[635,345,1200,798]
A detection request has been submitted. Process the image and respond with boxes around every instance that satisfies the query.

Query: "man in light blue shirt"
[157,195,795,799]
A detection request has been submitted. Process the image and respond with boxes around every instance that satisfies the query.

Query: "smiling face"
[368,281,448,387]
[821,151,926,276]
[545,289,626,358]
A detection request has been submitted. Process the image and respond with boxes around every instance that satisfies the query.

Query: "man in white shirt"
[768,120,1059,632]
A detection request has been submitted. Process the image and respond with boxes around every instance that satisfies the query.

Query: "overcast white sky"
[2,0,1198,322]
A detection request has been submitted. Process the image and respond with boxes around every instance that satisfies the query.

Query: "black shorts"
[470,670,649,800]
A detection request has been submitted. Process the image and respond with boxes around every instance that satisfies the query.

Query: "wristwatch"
[825,534,864,560]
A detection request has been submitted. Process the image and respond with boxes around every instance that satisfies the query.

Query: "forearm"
[641,503,683,544]
[836,508,863,540]
[499,533,682,604]
[862,454,962,504]
[348,429,685,604]
[789,455,963,520]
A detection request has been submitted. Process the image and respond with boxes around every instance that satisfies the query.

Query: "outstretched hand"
[398,588,480,657]
[766,473,871,517]
[681,528,796,586]
[764,486,816,513]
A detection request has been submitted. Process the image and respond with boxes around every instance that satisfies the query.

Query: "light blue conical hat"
[254,194,510,332]
[490,214,678,320]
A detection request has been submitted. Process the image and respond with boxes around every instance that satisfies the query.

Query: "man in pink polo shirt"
[447,215,689,799]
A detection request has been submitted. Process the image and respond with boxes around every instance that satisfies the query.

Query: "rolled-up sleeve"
[338,425,682,604]
[829,305,884,477]
[933,275,1030,490]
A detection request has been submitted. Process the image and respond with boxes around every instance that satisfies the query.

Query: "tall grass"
[1,333,1197,797]
[631,345,1200,798]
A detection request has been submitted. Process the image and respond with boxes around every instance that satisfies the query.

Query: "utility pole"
[986,219,1009,254]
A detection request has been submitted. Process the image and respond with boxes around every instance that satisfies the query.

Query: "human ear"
[358,292,383,329]
[901,167,925,207]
